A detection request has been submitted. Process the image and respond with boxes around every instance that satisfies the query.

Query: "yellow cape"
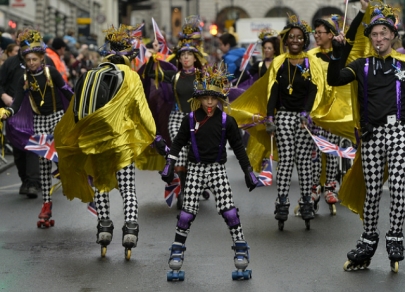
[227,52,325,172]
[54,65,157,202]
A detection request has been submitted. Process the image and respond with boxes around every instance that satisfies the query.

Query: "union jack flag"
[136,43,147,65]
[24,134,58,162]
[131,23,144,39]
[257,155,273,187]
[87,202,97,217]
[152,17,171,56]
[164,173,181,207]
[239,43,257,72]
[311,134,356,159]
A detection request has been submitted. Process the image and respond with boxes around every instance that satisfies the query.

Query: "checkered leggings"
[275,111,313,199]
[94,163,138,223]
[33,110,64,203]
[176,162,245,241]
[361,122,405,235]
[312,128,340,185]
[168,111,189,168]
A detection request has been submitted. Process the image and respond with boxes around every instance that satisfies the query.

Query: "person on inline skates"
[161,64,258,281]
[328,1,405,272]
[264,14,324,230]
[54,24,166,260]
[0,29,73,228]
[308,0,370,216]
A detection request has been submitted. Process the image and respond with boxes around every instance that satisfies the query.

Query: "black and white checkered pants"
[176,161,245,241]
[275,111,313,199]
[33,110,64,203]
[361,122,405,235]
[94,163,138,223]
[312,128,340,185]
[168,111,189,168]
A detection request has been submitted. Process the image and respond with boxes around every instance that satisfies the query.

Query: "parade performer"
[54,25,164,260]
[328,2,405,272]
[161,64,258,281]
[308,0,369,215]
[0,29,56,199]
[263,15,324,231]
[0,29,73,227]
[143,16,207,209]
[238,28,280,85]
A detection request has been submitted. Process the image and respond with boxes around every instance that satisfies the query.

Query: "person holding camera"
[328,3,405,272]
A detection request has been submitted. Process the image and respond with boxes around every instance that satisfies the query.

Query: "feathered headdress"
[279,14,312,51]
[364,1,399,37]
[18,29,46,56]
[100,24,141,66]
[258,28,278,42]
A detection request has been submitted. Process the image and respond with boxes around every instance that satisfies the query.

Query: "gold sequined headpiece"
[364,1,399,37]
[258,29,278,42]
[192,64,231,100]
[279,14,312,50]
[18,29,46,56]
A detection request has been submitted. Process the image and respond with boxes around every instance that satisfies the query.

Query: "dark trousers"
[12,145,40,183]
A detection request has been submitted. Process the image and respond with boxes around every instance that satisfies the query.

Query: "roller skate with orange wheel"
[97,219,114,258]
[324,181,339,215]
[37,202,54,228]
[122,221,139,260]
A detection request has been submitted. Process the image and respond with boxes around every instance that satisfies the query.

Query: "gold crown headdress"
[190,64,231,110]
[18,29,46,56]
[364,1,399,37]
[100,24,141,65]
[279,14,312,50]
[258,29,278,42]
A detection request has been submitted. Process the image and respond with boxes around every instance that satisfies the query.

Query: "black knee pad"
[176,210,195,231]
[221,208,240,228]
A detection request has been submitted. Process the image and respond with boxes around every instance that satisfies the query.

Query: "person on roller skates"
[54,25,166,259]
[309,0,370,216]
[264,14,324,230]
[328,1,405,272]
[161,64,258,281]
[0,29,73,228]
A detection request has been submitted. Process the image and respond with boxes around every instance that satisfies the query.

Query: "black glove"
[153,135,169,156]
[160,156,177,184]
[244,166,258,192]
[331,39,344,60]
[265,116,276,135]
[299,111,312,127]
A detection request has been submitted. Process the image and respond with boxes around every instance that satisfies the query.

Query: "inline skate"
[122,221,139,260]
[344,232,379,271]
[299,195,315,230]
[324,181,338,215]
[274,195,290,231]
[231,240,252,280]
[386,232,404,273]
[294,185,320,216]
[97,219,114,258]
[37,202,54,228]
[167,242,186,281]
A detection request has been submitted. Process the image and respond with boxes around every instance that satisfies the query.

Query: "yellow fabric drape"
[54,65,157,202]
[226,52,325,172]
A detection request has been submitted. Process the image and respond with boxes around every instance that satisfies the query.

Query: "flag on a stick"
[239,43,257,72]
[152,17,171,56]
[164,173,181,207]
[257,155,273,187]
[24,134,58,162]
[311,134,356,159]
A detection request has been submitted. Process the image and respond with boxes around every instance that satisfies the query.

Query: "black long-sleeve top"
[169,107,251,171]
[267,59,317,116]
[328,56,405,126]
[11,66,73,115]
[0,53,55,107]
[145,58,194,113]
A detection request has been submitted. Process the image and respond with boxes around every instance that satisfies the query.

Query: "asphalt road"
[0,151,404,292]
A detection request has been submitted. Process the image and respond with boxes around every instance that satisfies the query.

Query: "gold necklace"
[30,74,47,106]
[287,59,298,95]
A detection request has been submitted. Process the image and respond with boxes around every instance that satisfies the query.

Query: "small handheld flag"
[24,134,58,162]
[257,155,273,187]
[164,173,181,207]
